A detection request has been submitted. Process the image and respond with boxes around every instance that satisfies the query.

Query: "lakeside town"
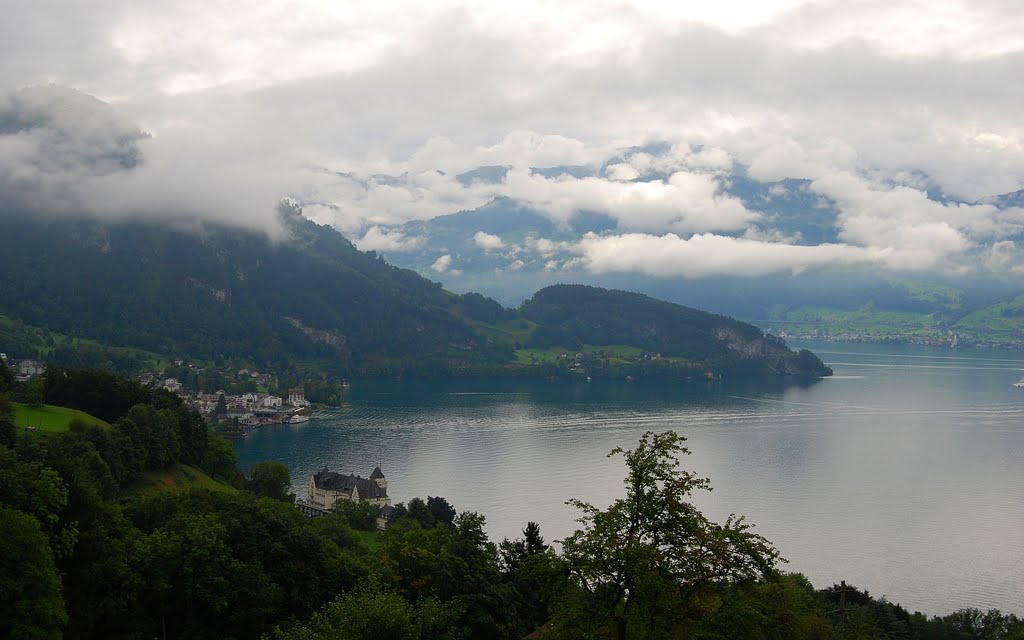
[2,352,345,435]
[164,381,315,430]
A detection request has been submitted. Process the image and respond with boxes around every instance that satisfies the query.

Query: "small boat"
[1014,379,1024,389]
[289,413,311,424]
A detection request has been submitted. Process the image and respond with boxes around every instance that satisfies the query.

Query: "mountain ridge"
[0,208,831,380]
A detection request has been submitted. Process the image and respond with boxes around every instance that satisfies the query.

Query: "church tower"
[370,465,387,491]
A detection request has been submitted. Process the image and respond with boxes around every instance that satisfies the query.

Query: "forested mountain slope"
[0,208,829,378]
[522,285,831,376]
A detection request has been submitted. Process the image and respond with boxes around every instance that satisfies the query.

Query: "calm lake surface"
[235,342,1024,616]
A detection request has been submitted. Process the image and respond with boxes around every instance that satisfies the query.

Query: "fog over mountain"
[2,1,1024,285]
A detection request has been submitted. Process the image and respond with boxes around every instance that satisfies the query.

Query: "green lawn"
[12,402,111,433]
[132,463,237,497]
[514,343,644,365]
[953,294,1024,340]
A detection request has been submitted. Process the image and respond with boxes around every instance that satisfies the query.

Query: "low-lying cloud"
[355,225,425,252]
[2,1,1023,280]
[0,85,300,235]
[473,231,505,251]
[568,232,881,278]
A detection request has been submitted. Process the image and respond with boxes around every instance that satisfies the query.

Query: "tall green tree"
[247,461,294,502]
[0,505,68,640]
[0,359,14,393]
[557,431,781,640]
[202,435,239,483]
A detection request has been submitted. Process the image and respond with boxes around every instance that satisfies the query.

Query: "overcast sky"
[2,0,1023,277]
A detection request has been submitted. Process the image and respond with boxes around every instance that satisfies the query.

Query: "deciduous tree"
[558,431,781,640]
[0,505,68,639]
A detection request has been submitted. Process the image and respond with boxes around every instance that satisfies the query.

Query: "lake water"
[235,342,1024,616]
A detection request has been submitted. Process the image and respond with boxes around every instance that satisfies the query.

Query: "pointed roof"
[370,466,385,480]
[312,469,387,500]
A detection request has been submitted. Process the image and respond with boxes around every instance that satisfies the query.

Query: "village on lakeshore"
[1,353,348,434]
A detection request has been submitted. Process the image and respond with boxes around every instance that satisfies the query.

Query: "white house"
[288,387,308,407]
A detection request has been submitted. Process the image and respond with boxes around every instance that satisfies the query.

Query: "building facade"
[306,466,390,511]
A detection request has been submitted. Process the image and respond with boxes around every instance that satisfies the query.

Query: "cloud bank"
[1,1,1023,277]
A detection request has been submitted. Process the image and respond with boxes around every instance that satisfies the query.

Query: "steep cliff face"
[714,328,832,376]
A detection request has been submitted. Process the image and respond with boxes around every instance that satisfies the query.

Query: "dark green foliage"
[2,370,1015,640]
[379,508,519,640]
[459,291,514,324]
[202,435,238,483]
[130,490,369,639]
[118,404,181,470]
[380,517,449,600]
[0,215,829,382]
[796,348,830,375]
[435,511,517,640]
[0,414,13,448]
[0,445,69,534]
[247,461,294,502]
[522,285,832,376]
[269,579,465,640]
[0,382,15,447]
[933,608,1024,639]
[427,495,457,527]
[499,522,562,638]
[0,505,68,640]
[811,582,1024,640]
[308,512,367,552]
[556,431,782,640]
[214,393,228,416]
[42,366,163,424]
[334,500,381,531]
[59,490,145,638]
[23,377,45,407]
[0,358,13,393]
[0,211,509,378]
[695,573,837,640]
[405,496,436,529]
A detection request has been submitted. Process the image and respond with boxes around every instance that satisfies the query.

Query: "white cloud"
[528,237,572,257]
[431,253,453,273]
[807,171,1024,269]
[571,232,883,277]
[355,225,425,252]
[983,240,1024,274]
[473,230,505,250]
[2,1,1024,282]
[501,168,758,233]
[605,163,639,181]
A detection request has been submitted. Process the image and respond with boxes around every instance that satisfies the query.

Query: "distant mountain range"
[344,164,1024,348]
[0,206,831,380]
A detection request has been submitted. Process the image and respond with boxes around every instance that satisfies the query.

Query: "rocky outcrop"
[714,327,831,376]
[286,317,349,353]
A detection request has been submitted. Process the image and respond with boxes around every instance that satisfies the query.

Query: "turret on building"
[306,467,391,511]
[370,465,387,491]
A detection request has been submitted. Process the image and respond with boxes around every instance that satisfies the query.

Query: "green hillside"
[12,402,111,433]
[131,462,237,497]
[0,211,831,379]
[519,285,832,376]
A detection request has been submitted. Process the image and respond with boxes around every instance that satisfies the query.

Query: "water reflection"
[235,343,1024,616]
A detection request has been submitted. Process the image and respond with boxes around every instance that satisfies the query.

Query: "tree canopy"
[558,430,781,640]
